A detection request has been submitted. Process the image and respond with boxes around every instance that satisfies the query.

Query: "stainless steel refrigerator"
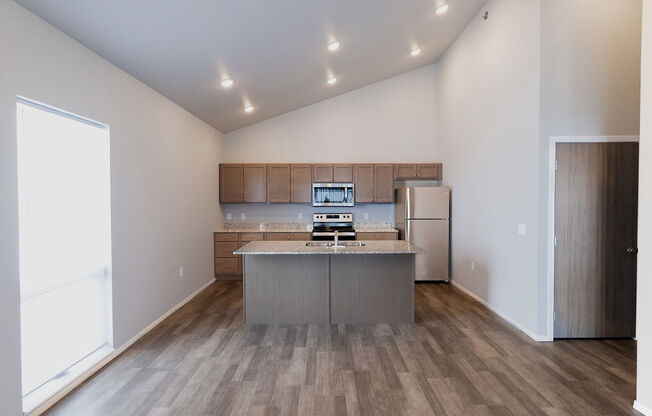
[395,187,450,282]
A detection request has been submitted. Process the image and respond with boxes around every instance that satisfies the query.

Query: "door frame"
[546,135,640,341]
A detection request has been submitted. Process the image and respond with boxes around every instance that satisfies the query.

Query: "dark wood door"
[554,142,638,338]
[267,164,291,203]
[373,164,395,203]
[354,164,374,203]
[219,164,244,203]
[312,164,333,182]
[290,165,312,203]
[333,164,353,182]
[243,164,266,202]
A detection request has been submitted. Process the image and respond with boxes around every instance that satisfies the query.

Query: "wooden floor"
[46,281,640,416]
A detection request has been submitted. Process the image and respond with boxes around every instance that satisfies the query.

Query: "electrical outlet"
[298,213,303,220]
[518,224,527,236]
[179,266,184,277]
[470,262,475,272]
[240,213,246,221]
[364,212,369,220]
[226,212,232,220]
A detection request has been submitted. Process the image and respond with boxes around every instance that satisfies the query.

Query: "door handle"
[626,247,638,255]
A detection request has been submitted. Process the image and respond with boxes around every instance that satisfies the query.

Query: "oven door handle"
[312,232,356,237]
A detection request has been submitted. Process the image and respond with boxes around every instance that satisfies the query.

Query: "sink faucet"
[334,230,339,246]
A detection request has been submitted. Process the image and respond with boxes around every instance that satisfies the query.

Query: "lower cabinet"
[356,232,398,241]
[264,232,312,241]
[215,232,310,277]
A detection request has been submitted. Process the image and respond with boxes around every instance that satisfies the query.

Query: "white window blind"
[17,98,113,406]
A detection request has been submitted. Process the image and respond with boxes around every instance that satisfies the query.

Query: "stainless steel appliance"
[395,187,450,282]
[312,183,354,207]
[312,213,356,241]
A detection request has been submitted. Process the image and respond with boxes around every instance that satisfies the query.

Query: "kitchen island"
[234,240,422,325]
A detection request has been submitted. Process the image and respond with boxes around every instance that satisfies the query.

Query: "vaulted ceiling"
[16,0,486,132]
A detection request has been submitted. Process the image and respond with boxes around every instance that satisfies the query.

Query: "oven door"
[312,183,354,207]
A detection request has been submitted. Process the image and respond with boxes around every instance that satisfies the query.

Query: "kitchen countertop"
[216,222,397,233]
[234,240,422,255]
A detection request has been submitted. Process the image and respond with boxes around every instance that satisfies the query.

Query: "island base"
[243,254,415,325]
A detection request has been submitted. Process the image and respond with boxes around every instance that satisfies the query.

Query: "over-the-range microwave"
[312,183,354,207]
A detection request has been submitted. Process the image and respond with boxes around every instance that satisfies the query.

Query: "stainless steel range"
[311,213,356,241]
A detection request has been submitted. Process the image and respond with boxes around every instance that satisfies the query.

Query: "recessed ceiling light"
[220,78,234,88]
[327,77,337,85]
[411,48,422,57]
[244,105,254,113]
[435,4,449,15]
[327,41,340,52]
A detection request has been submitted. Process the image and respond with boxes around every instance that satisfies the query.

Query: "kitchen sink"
[305,242,335,247]
[305,241,366,247]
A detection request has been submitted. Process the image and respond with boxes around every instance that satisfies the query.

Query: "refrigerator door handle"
[406,220,411,243]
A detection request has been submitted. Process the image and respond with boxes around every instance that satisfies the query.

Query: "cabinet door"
[265,232,311,241]
[291,164,312,203]
[354,164,375,203]
[267,164,291,203]
[416,163,442,180]
[219,164,244,203]
[333,164,353,182]
[393,164,417,180]
[374,164,395,203]
[214,242,239,258]
[243,164,267,202]
[356,232,398,241]
[312,164,333,182]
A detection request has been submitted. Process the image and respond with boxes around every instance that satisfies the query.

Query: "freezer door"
[406,187,450,219]
[406,219,449,281]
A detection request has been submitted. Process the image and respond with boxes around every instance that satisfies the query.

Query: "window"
[17,98,113,413]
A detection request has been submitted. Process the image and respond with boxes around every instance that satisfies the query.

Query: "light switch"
[240,213,246,220]
[298,213,303,220]
[179,266,184,277]
[518,224,527,236]
[364,212,369,220]
[226,212,232,220]
[470,262,475,272]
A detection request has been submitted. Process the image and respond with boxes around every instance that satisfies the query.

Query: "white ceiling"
[15,0,486,133]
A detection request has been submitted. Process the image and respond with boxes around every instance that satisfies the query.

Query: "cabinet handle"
[287,235,291,239]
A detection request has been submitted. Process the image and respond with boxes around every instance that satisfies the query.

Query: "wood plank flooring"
[45,281,640,416]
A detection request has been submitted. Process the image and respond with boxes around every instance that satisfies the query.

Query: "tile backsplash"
[222,203,394,226]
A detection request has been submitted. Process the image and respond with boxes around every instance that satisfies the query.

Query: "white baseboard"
[27,278,216,416]
[451,280,548,342]
[635,400,652,415]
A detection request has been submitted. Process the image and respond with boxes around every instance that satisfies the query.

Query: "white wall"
[636,2,652,414]
[0,2,223,414]
[436,0,542,338]
[221,64,438,226]
[222,64,438,163]
[538,0,642,335]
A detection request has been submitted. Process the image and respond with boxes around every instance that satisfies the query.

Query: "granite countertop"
[234,240,422,255]
[216,222,397,233]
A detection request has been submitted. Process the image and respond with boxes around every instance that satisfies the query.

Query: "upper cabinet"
[393,163,442,180]
[416,164,442,179]
[220,164,244,203]
[373,164,395,203]
[267,164,291,203]
[290,164,312,203]
[243,164,266,203]
[312,164,333,182]
[220,162,442,204]
[354,164,375,203]
[312,164,353,183]
[333,164,353,182]
[354,164,394,203]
